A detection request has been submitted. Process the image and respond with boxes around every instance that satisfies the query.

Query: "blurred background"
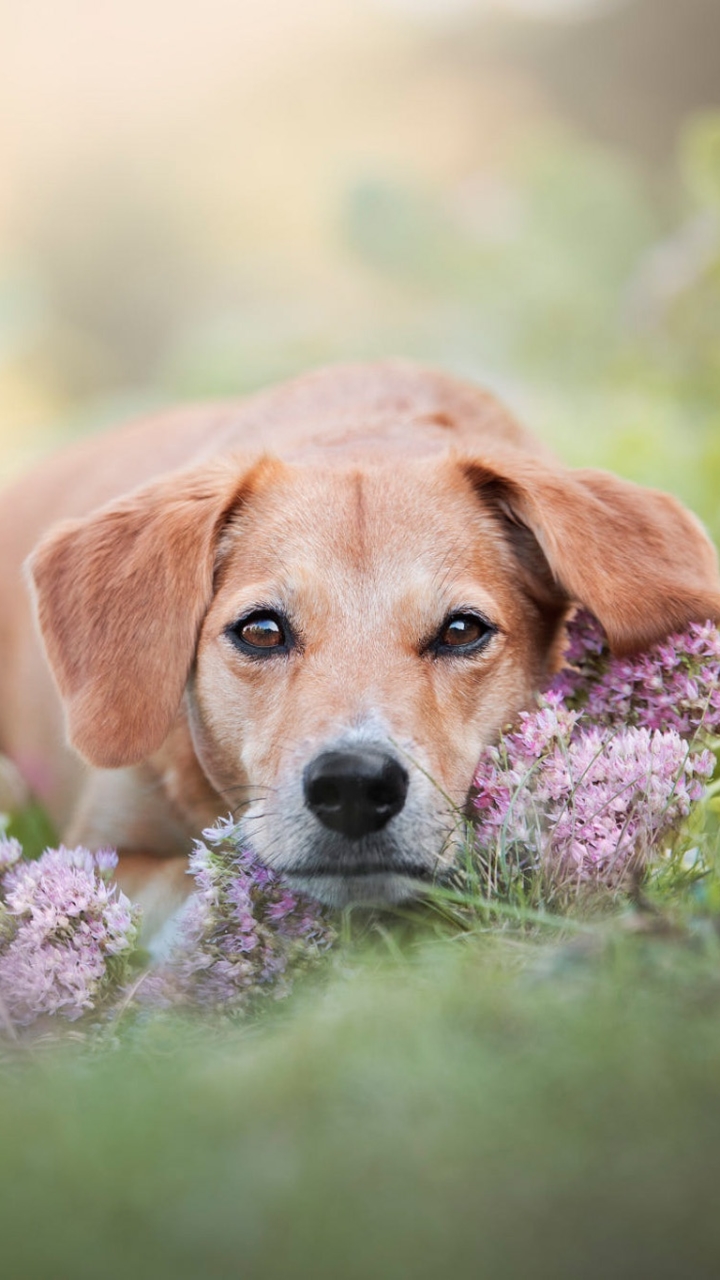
[1,0,719,537]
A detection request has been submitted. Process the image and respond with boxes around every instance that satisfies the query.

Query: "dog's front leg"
[64,764,196,941]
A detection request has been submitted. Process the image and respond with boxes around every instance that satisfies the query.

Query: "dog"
[0,361,718,914]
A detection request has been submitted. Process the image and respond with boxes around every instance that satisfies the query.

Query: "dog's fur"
[0,361,718,911]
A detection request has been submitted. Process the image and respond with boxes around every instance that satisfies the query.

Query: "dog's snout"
[303,749,409,840]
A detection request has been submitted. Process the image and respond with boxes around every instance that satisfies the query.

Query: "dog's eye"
[433,612,495,655]
[227,611,290,656]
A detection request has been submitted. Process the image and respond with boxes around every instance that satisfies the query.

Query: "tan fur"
[0,361,718,912]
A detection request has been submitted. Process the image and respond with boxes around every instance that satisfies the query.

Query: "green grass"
[4,920,720,1280]
[2,814,720,1280]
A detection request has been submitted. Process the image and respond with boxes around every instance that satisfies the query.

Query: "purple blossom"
[0,838,22,874]
[473,613,720,896]
[0,845,139,1027]
[144,828,335,1013]
[549,610,720,739]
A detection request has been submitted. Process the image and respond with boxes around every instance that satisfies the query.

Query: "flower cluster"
[0,823,332,1033]
[145,818,335,1013]
[550,612,720,738]
[472,612,720,898]
[0,842,139,1027]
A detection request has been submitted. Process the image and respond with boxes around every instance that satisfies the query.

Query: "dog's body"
[1,362,719,911]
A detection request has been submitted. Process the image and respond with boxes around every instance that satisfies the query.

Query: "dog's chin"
[283,869,428,909]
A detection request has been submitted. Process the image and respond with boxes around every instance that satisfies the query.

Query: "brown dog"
[0,361,718,912]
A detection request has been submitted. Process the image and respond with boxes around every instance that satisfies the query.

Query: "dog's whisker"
[218,784,275,803]
[236,807,285,825]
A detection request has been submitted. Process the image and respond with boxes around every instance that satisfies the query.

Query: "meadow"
[2,100,720,1278]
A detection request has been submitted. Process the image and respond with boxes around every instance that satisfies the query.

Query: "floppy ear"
[463,454,720,654]
[27,458,248,769]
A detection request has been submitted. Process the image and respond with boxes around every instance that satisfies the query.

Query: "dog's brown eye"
[241,617,284,648]
[433,612,495,655]
[227,611,291,657]
[443,616,483,647]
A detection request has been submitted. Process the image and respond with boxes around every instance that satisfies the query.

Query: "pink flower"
[473,613,720,896]
[0,845,139,1026]
[145,831,334,1012]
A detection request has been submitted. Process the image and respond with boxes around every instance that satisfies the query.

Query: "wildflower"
[0,845,140,1026]
[473,613,720,896]
[0,836,22,870]
[550,611,720,739]
[145,826,334,1013]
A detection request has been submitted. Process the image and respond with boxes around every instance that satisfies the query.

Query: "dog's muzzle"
[238,735,447,907]
[303,748,409,840]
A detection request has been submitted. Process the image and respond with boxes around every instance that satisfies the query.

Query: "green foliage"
[682,112,720,212]
[344,115,720,542]
[344,135,658,381]
[5,801,57,861]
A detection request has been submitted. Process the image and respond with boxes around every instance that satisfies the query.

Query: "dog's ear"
[27,458,250,769]
[463,454,720,654]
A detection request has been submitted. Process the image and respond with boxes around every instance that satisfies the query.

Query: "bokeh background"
[2,0,720,542]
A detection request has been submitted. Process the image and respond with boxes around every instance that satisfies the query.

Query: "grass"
[2,816,720,1279]
[4,918,720,1279]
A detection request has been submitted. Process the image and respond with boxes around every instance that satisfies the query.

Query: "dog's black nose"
[303,749,409,841]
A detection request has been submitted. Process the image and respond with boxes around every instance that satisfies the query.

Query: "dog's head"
[28,446,720,906]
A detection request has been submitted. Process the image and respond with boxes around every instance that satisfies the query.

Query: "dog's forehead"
[210,455,520,632]
[225,456,506,574]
